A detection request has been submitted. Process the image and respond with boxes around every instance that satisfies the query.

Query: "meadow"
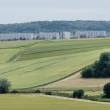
[0,39,110,89]
[0,95,109,110]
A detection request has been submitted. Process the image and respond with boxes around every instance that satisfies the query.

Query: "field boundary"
[16,68,85,90]
[41,94,110,105]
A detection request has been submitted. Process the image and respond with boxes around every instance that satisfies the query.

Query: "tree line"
[1,20,110,33]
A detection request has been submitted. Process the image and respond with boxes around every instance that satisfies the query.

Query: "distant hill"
[0,20,110,33]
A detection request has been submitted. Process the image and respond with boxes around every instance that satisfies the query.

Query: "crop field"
[0,95,109,110]
[0,40,37,49]
[0,39,110,89]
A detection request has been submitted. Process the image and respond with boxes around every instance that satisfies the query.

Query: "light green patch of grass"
[85,91,103,96]
[18,39,110,60]
[0,49,19,63]
[0,95,109,110]
[0,40,37,49]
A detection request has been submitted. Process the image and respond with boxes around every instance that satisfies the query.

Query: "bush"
[73,89,84,99]
[81,52,110,78]
[45,91,52,95]
[10,90,19,93]
[81,66,94,78]
[103,83,110,98]
[0,79,11,93]
[53,91,72,98]
[35,90,41,93]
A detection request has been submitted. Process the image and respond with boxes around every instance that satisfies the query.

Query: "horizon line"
[1,20,110,25]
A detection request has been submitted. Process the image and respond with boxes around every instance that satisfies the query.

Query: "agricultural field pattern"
[0,39,110,90]
[0,39,110,110]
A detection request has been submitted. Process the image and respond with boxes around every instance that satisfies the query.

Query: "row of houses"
[0,31,110,41]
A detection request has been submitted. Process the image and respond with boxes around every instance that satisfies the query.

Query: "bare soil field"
[43,72,110,90]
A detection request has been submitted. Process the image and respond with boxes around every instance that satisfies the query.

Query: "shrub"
[0,79,11,93]
[35,90,41,93]
[10,90,18,93]
[81,66,94,78]
[45,91,52,95]
[73,89,84,99]
[54,92,72,98]
[103,82,110,98]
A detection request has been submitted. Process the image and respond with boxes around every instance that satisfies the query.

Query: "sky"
[0,0,110,24]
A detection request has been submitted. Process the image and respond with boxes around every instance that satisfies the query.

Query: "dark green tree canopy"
[0,79,11,93]
[103,83,110,97]
[0,21,110,33]
[81,52,110,78]
[73,89,84,99]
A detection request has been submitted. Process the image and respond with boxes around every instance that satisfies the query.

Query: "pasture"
[0,95,109,110]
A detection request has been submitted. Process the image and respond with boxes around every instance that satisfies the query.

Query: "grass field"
[0,40,37,49]
[0,95,109,110]
[1,39,110,89]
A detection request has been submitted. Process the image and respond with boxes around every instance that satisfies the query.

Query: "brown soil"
[43,72,110,90]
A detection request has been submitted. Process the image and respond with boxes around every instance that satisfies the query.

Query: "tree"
[81,66,94,78]
[99,52,110,63]
[73,89,84,99]
[45,91,52,95]
[35,90,41,93]
[0,79,11,93]
[103,82,110,97]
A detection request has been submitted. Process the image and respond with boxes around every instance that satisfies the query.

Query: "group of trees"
[81,52,110,78]
[80,52,110,98]
[0,21,110,33]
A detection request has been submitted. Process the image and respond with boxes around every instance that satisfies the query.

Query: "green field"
[0,95,109,110]
[1,39,110,89]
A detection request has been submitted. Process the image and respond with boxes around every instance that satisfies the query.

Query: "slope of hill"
[1,21,110,33]
[0,39,110,89]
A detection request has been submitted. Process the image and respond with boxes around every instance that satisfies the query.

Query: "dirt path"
[43,72,110,90]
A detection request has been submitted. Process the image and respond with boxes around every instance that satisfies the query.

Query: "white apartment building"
[0,32,72,40]
[36,32,64,40]
[75,31,107,38]
[0,31,109,41]
[0,33,34,40]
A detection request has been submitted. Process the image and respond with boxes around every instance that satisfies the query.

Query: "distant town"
[0,31,110,41]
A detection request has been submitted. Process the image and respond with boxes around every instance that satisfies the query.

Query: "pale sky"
[0,0,110,24]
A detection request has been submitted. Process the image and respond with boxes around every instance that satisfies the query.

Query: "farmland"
[44,72,110,91]
[0,39,110,110]
[0,39,110,89]
[0,95,109,110]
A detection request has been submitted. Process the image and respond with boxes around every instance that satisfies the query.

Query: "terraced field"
[0,95,109,110]
[1,39,110,89]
